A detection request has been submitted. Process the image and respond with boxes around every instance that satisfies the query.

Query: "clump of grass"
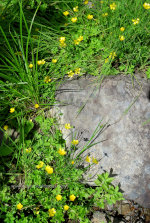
[38,0,150,78]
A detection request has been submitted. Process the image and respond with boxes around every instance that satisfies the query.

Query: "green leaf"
[24,121,34,137]
[146,67,150,79]
[0,145,14,156]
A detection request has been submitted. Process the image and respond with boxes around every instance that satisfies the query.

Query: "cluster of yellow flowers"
[36,161,53,174]
[74,36,83,45]
[73,6,78,12]
[132,18,140,25]
[48,195,76,217]
[110,2,117,10]
[59,36,66,47]
[48,208,56,217]
[37,59,46,65]
[85,155,99,164]
[67,68,81,78]
[105,52,117,63]
[63,5,78,17]
[58,147,67,155]
[29,59,45,68]
[102,12,108,17]
[44,76,51,83]
[109,52,117,59]
[143,2,150,9]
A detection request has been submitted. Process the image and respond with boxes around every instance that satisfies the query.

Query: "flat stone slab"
[52,75,150,208]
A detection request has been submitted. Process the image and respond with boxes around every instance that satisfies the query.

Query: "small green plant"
[0,114,124,223]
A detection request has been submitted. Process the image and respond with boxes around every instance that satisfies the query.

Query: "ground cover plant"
[0,0,150,222]
[0,114,124,222]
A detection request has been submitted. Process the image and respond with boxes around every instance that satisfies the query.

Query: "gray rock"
[91,211,107,223]
[52,75,150,208]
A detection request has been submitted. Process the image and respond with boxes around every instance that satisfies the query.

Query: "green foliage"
[38,0,150,78]
[0,115,124,222]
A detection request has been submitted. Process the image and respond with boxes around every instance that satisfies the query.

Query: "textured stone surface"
[91,211,107,223]
[52,75,150,208]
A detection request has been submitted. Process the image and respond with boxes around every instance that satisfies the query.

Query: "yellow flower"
[87,14,93,20]
[105,58,109,63]
[74,68,81,74]
[119,35,125,41]
[65,123,71,129]
[37,59,45,65]
[109,52,117,59]
[29,63,33,68]
[56,194,62,201]
[100,1,103,3]
[120,27,125,32]
[143,3,150,9]
[10,107,15,113]
[71,161,74,165]
[58,148,66,155]
[84,0,88,4]
[74,39,80,45]
[26,148,32,153]
[41,59,46,64]
[17,203,23,210]
[52,59,57,63]
[3,125,8,131]
[60,42,67,47]
[70,194,76,201]
[71,17,77,23]
[110,2,116,10]
[64,205,69,211]
[63,11,69,16]
[132,18,140,25]
[85,155,91,162]
[92,157,98,164]
[45,165,53,174]
[78,36,83,42]
[37,60,42,65]
[44,76,51,83]
[36,161,44,169]
[73,6,78,12]
[48,208,56,217]
[102,13,108,17]
[67,70,74,78]
[59,37,65,43]
[71,139,79,145]
[35,104,39,109]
